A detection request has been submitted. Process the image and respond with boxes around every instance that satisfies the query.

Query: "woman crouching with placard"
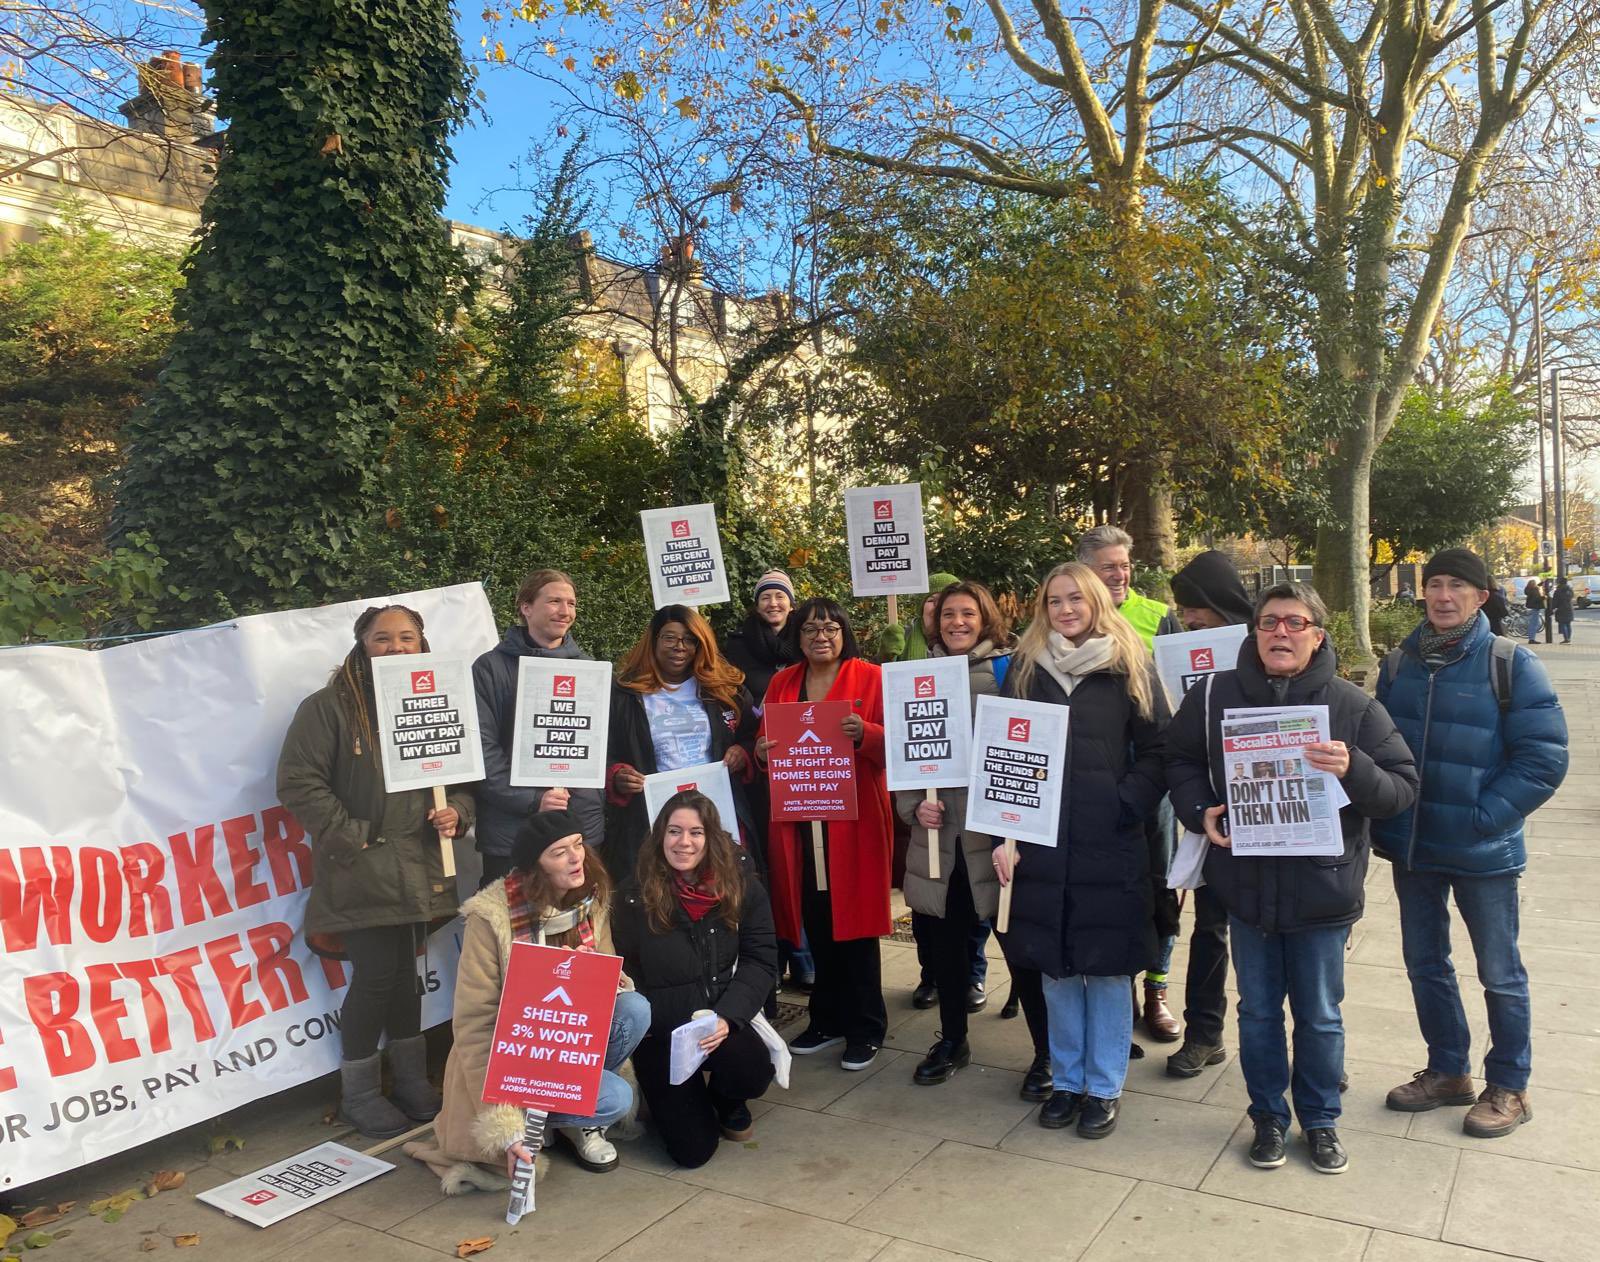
[278,604,475,1140]
[993,564,1170,1138]
[612,790,779,1167]
[406,810,650,1193]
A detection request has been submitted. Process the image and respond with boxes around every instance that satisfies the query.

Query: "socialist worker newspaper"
[1218,706,1343,857]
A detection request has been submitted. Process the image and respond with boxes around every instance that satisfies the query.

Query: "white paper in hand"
[669,1013,721,1084]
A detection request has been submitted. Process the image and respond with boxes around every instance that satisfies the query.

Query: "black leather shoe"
[1248,1116,1286,1168]
[1020,1052,1054,1102]
[912,981,938,1009]
[1306,1127,1348,1174]
[966,982,987,1013]
[1038,1091,1083,1128]
[913,1036,971,1085]
[1077,1096,1118,1139]
[999,993,1021,1020]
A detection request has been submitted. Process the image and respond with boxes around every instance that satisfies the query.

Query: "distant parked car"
[1568,575,1600,608]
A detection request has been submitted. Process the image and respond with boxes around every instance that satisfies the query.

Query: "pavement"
[6,636,1598,1262]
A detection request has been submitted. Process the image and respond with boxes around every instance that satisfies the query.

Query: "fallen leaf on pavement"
[456,1236,495,1258]
[0,1215,16,1248]
[206,1133,244,1155]
[144,1171,185,1196]
[18,1209,62,1230]
[175,1234,201,1247]
[139,1237,159,1252]
[21,1230,55,1248]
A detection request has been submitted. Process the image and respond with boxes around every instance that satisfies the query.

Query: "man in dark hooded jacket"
[1164,551,1255,1079]
[472,570,605,886]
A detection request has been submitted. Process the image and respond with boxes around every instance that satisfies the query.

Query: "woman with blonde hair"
[994,562,1169,1139]
[606,604,757,873]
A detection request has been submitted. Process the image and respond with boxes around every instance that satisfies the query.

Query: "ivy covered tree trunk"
[111,0,469,618]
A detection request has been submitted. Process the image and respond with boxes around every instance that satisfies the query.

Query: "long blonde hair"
[1009,562,1155,718]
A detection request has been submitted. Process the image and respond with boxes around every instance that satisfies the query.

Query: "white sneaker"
[558,1125,618,1172]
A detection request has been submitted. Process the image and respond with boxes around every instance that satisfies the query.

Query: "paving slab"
[265,1220,446,1262]
[1364,1231,1539,1262]
[1444,1150,1600,1262]
[1407,1083,1600,1172]
[602,1188,890,1262]
[1203,1053,1418,1137]
[825,1059,1034,1148]
[1080,1180,1370,1261]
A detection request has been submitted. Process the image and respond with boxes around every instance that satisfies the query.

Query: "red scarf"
[674,873,720,923]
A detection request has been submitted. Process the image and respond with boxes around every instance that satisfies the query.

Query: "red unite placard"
[764,700,859,822]
[482,943,623,1115]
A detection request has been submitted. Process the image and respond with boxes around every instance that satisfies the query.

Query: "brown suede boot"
[1142,983,1181,1042]
[1463,1085,1532,1138]
[1385,1069,1477,1112]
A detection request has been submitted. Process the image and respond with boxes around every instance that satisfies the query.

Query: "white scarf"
[931,639,997,663]
[1036,631,1114,696]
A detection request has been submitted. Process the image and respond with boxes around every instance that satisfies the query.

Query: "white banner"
[882,658,971,791]
[1152,624,1248,708]
[0,583,497,1187]
[641,762,740,842]
[509,659,611,789]
[640,504,729,608]
[844,484,929,597]
[963,694,1067,846]
[372,652,485,791]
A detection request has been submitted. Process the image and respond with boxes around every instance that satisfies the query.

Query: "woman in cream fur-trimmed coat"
[404,874,645,1194]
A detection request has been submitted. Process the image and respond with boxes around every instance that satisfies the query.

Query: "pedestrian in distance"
[611,791,779,1167]
[757,597,894,1072]
[606,605,756,876]
[411,810,649,1192]
[992,562,1170,1140]
[1522,578,1544,643]
[472,569,606,888]
[1551,577,1574,644]
[897,580,1014,1085]
[1375,548,1568,1138]
[1166,581,1419,1175]
[277,604,474,1140]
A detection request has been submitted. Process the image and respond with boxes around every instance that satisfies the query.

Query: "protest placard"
[371,652,486,878]
[510,658,612,788]
[1219,705,1343,856]
[642,760,741,840]
[883,658,972,880]
[765,699,858,890]
[640,503,730,608]
[844,483,930,598]
[1152,624,1249,707]
[964,695,1068,930]
[197,1143,393,1228]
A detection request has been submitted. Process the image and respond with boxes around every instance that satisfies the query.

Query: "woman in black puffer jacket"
[611,790,778,1168]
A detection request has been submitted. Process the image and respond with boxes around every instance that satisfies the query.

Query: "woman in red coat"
[757,596,892,1070]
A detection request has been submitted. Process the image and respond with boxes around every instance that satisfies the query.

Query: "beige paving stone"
[388,1161,692,1260]
[1199,1119,1459,1238]
[1407,1083,1600,1172]
[1201,1054,1417,1137]
[998,1088,1239,1190]
[869,1241,978,1262]
[1343,962,1435,1013]
[1364,1230,1539,1261]
[1520,1030,1600,1094]
[1516,893,1600,924]
[777,1044,907,1112]
[825,1059,1034,1148]
[849,1140,1133,1262]
[264,1219,447,1262]
[603,1189,890,1261]
[668,1102,939,1223]
[1120,1039,1238,1103]
[1080,1180,1370,1262]
[1341,1000,1482,1067]
[316,1143,447,1229]
[1444,1150,1600,1262]
[886,999,1038,1074]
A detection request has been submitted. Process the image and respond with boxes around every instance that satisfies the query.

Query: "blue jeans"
[546,989,650,1128]
[1392,867,1530,1091]
[1042,973,1134,1100]
[1526,609,1543,640]
[1229,918,1347,1130]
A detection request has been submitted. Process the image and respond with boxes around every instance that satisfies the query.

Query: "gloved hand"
[874,623,907,662]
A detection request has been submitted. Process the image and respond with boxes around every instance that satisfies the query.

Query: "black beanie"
[1423,548,1490,591]
[512,809,584,871]
[1169,551,1254,625]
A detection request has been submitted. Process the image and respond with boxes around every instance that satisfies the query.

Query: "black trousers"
[479,850,515,888]
[801,830,888,1045]
[633,1023,774,1168]
[340,923,423,1060]
[926,851,981,1045]
[1182,884,1230,1045]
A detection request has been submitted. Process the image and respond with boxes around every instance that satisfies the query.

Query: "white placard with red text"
[1152,624,1248,708]
[510,658,612,789]
[642,761,740,841]
[0,583,497,1187]
[371,652,485,791]
[962,694,1067,846]
[641,503,729,608]
[196,1142,393,1227]
[844,484,929,597]
[882,657,972,791]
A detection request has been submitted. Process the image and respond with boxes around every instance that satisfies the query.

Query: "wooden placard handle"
[432,784,457,879]
[810,819,828,892]
[887,592,899,627]
[924,786,940,881]
[995,838,1018,932]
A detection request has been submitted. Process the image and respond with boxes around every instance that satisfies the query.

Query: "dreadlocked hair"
[331,604,431,751]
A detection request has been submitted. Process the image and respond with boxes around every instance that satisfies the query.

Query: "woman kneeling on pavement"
[1165,581,1417,1175]
[612,790,779,1167]
[898,580,1011,1085]
[994,563,1170,1139]
[278,604,474,1140]
[409,811,650,1193]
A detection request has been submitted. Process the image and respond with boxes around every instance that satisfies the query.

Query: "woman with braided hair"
[277,605,476,1139]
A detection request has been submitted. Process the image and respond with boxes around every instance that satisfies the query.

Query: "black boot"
[1077,1096,1119,1139]
[1038,1091,1084,1129]
[1020,1051,1054,1103]
[913,1036,971,1086]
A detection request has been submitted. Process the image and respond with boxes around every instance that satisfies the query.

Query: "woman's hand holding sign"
[1304,741,1350,779]
[1203,804,1231,849]
[915,798,944,830]
[427,806,460,839]
[840,711,865,743]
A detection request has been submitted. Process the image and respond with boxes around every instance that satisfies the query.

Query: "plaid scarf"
[504,874,595,947]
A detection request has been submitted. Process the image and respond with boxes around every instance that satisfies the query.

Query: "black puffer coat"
[999,662,1170,979]
[610,853,778,1041]
[1165,637,1418,935]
